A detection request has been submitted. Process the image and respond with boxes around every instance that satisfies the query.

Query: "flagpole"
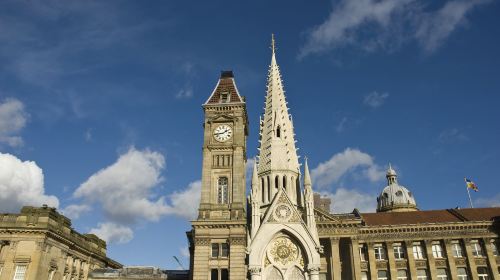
[466,184,474,208]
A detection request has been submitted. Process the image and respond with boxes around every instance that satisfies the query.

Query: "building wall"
[0,206,121,280]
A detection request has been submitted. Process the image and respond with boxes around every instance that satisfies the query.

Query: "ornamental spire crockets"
[257,35,300,177]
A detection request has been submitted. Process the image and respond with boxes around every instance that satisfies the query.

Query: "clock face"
[213,124,233,142]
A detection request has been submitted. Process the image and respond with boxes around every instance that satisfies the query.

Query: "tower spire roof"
[257,35,300,175]
[304,157,312,187]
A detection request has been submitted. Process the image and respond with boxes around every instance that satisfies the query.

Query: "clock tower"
[188,70,248,280]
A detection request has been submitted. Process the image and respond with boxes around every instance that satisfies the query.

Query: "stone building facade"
[0,205,121,280]
[187,37,500,280]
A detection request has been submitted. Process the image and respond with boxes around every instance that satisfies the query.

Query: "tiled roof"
[360,207,500,226]
[205,71,243,104]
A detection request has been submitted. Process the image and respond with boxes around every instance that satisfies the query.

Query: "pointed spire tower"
[256,34,301,206]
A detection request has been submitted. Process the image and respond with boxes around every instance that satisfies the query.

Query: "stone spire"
[250,162,260,238]
[304,157,312,188]
[257,35,300,177]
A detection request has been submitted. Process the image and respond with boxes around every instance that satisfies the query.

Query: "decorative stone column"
[424,240,437,280]
[386,242,397,279]
[249,267,261,280]
[330,238,342,280]
[463,239,479,280]
[367,242,378,280]
[351,238,362,280]
[308,265,320,280]
[444,239,459,280]
[483,238,500,280]
[404,240,418,280]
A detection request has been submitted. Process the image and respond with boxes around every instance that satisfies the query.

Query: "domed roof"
[376,165,418,212]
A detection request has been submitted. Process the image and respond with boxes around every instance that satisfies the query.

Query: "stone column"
[424,240,437,280]
[386,242,397,280]
[308,265,320,280]
[444,239,459,280]
[367,242,378,280]
[463,239,479,280]
[249,267,261,280]
[351,238,362,280]
[483,238,500,280]
[404,240,418,280]
[330,238,342,280]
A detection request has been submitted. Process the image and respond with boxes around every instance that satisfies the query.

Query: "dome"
[376,165,418,212]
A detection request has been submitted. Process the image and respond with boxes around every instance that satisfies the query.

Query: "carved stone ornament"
[307,265,320,273]
[376,261,387,269]
[249,267,261,275]
[269,237,299,266]
[360,262,368,270]
[415,260,427,268]
[455,258,467,266]
[194,238,210,246]
[396,260,407,268]
[475,258,487,266]
[274,204,292,222]
[435,259,447,267]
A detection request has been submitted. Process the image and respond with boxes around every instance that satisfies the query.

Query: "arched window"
[283,176,287,191]
[217,177,229,204]
[275,176,280,190]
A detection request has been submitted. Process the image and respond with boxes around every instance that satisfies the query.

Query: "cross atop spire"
[271,33,276,54]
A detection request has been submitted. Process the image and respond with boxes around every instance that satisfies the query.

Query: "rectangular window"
[377,270,388,280]
[361,271,369,280]
[359,244,368,261]
[457,267,468,280]
[452,242,464,257]
[211,269,218,280]
[477,267,489,280]
[413,244,425,259]
[211,243,219,258]
[394,245,405,259]
[220,243,229,258]
[221,269,229,280]
[432,243,444,258]
[374,246,386,260]
[13,265,28,280]
[397,269,408,280]
[436,268,448,280]
[471,241,484,257]
[417,269,428,280]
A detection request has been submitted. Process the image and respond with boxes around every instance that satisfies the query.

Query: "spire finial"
[271,33,276,54]
[304,157,312,187]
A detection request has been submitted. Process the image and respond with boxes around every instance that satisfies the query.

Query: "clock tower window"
[217,177,229,204]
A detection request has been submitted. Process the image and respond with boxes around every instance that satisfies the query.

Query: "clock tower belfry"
[188,70,248,280]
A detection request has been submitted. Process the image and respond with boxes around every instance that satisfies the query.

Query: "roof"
[361,207,500,226]
[204,71,243,105]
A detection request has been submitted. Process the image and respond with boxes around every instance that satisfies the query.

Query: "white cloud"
[180,246,190,258]
[311,148,385,189]
[165,180,201,220]
[438,128,469,143]
[0,98,29,147]
[416,0,491,52]
[300,0,491,57]
[335,117,348,133]
[300,0,413,57]
[363,92,389,108]
[175,87,193,99]
[73,147,168,224]
[90,222,134,244]
[475,194,500,208]
[0,152,59,212]
[321,188,377,213]
[61,204,91,219]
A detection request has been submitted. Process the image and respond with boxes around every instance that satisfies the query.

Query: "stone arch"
[265,266,282,280]
[248,225,320,271]
[285,266,305,280]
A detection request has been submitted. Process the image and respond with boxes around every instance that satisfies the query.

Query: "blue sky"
[1,0,499,269]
